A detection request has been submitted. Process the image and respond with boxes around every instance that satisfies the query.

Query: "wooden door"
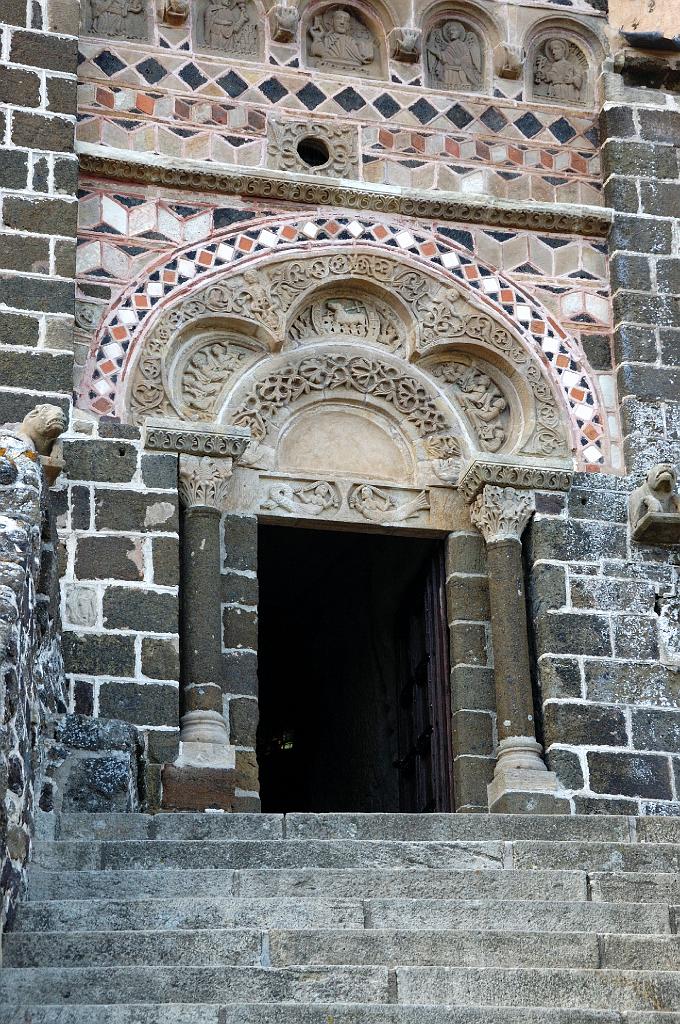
[395,545,454,812]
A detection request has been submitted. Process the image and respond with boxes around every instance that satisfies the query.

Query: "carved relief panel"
[82,0,148,40]
[306,6,382,78]
[531,38,589,106]
[287,291,404,353]
[195,0,260,57]
[267,118,359,179]
[425,19,484,92]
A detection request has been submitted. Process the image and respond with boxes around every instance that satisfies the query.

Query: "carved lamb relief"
[83,0,148,40]
[196,0,260,57]
[306,7,381,77]
[425,20,484,92]
[629,463,680,545]
[532,38,589,106]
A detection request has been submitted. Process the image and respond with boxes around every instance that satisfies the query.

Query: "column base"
[487,736,570,815]
[176,709,235,769]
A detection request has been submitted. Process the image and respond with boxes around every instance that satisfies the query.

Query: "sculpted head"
[546,38,569,62]
[332,9,350,33]
[20,404,67,454]
[443,20,465,42]
[647,462,678,495]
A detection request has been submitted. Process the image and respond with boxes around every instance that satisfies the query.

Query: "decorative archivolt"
[125,247,572,487]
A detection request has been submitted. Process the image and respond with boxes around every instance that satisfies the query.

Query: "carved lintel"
[459,456,573,503]
[144,417,250,459]
[179,454,234,511]
[77,149,613,239]
[270,1,298,43]
[470,485,535,545]
[391,26,420,63]
[630,463,680,545]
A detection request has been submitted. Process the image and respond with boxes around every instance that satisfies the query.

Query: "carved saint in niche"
[85,0,147,39]
[426,20,483,91]
[198,0,259,56]
[533,38,587,104]
[308,7,376,73]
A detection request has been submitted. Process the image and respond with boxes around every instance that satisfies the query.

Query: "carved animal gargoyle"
[630,463,680,545]
[15,404,67,485]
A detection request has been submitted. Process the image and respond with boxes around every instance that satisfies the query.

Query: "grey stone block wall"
[446,531,495,813]
[527,475,680,814]
[0,0,79,424]
[221,513,259,803]
[59,416,181,767]
[600,62,680,474]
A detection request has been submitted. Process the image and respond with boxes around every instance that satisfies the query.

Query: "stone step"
[396,967,680,1011]
[32,839,506,871]
[54,812,636,844]
[27,866,588,902]
[2,966,680,1010]
[13,898,672,935]
[590,872,680,905]
[32,838,680,874]
[512,841,680,874]
[5,1005,679,1024]
[11,928,673,972]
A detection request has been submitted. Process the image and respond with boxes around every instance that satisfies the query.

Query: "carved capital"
[270,2,299,43]
[471,485,535,545]
[179,455,234,511]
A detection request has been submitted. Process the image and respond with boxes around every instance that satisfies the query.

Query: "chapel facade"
[1,0,680,953]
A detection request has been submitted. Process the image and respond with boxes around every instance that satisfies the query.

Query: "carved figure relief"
[629,463,680,544]
[533,38,588,105]
[429,362,509,452]
[426,20,483,92]
[84,0,148,38]
[307,7,379,76]
[197,0,259,56]
[267,119,359,179]
[288,293,402,351]
[261,480,340,516]
[65,587,98,628]
[348,484,429,524]
[179,340,257,418]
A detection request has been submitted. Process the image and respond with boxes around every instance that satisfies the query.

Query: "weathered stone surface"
[587,752,673,800]
[75,536,144,582]
[98,681,179,728]
[65,441,137,484]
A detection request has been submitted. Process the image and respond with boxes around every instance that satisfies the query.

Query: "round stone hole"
[296,136,330,168]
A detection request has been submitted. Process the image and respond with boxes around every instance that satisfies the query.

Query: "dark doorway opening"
[257,524,453,813]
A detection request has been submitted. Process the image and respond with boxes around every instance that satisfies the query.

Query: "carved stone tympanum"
[533,38,588,105]
[197,0,259,56]
[630,463,680,545]
[426,20,483,92]
[83,0,148,40]
[307,7,378,76]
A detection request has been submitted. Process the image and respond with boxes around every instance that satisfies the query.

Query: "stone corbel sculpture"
[162,0,190,27]
[630,463,680,544]
[391,27,421,64]
[270,2,299,43]
[499,43,523,80]
[19,404,67,485]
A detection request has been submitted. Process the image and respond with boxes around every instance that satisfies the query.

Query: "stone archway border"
[80,213,609,470]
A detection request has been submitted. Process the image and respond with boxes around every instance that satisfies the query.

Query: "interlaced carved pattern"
[232,354,448,442]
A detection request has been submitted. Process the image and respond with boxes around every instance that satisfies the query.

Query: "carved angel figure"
[87,0,145,37]
[203,0,258,54]
[534,38,586,104]
[426,20,482,91]
[308,8,375,70]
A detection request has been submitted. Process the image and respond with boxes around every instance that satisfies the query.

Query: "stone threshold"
[76,142,613,238]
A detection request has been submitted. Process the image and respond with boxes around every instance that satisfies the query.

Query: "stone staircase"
[2,812,680,1022]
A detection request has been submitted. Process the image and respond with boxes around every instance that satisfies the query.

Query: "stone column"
[471,485,567,813]
[177,455,235,768]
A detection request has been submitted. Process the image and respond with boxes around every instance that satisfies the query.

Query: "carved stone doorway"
[256,523,453,814]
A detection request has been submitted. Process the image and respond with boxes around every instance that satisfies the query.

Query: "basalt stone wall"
[0,434,65,939]
[528,474,680,814]
[0,0,79,424]
[59,416,181,800]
